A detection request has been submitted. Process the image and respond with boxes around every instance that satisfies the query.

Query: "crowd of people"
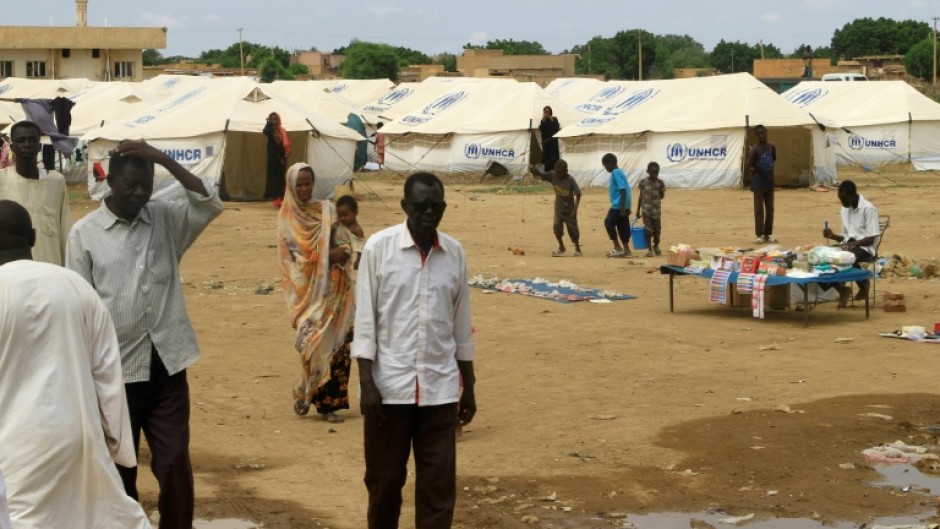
[0,114,882,529]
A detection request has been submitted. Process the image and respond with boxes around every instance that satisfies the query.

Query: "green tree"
[340,41,403,81]
[904,38,934,80]
[394,46,432,65]
[465,39,548,55]
[831,17,930,59]
[287,63,310,76]
[651,34,708,78]
[436,52,458,72]
[143,49,164,66]
[709,40,763,73]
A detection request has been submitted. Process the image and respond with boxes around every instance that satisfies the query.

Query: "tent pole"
[908,112,912,163]
[743,115,750,190]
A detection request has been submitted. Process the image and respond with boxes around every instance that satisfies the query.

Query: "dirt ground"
[68,165,940,529]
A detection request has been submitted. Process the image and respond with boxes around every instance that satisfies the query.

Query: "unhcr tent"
[376,79,576,174]
[0,77,98,100]
[782,81,940,171]
[553,73,833,188]
[67,82,169,137]
[83,77,364,200]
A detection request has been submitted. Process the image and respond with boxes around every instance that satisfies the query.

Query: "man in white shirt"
[823,179,880,306]
[0,200,150,529]
[353,172,477,529]
[0,121,71,265]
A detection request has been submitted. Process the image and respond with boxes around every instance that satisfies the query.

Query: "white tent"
[375,79,576,174]
[782,81,940,171]
[0,77,98,100]
[554,73,833,188]
[83,77,364,200]
[67,82,169,137]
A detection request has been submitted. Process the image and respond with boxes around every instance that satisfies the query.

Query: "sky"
[18,0,940,58]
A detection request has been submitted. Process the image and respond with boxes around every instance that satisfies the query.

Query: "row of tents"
[2,73,939,200]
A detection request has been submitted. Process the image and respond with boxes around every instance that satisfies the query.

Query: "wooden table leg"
[802,285,809,328]
[669,273,675,313]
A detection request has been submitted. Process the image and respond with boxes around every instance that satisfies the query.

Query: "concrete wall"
[0,47,146,81]
[0,26,166,49]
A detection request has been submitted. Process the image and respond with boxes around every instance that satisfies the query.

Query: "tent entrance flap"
[743,126,813,187]
[221,130,308,201]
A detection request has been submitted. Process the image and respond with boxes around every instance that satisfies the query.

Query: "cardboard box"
[727,284,790,310]
[667,249,700,267]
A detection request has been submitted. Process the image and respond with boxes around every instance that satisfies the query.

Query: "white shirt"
[840,194,880,255]
[0,260,150,528]
[0,167,71,265]
[0,470,10,529]
[352,222,474,406]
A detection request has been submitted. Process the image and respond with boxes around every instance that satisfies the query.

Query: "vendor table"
[660,265,872,327]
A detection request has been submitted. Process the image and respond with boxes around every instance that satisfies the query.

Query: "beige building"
[399,64,446,83]
[0,0,166,82]
[456,49,577,87]
[290,51,345,78]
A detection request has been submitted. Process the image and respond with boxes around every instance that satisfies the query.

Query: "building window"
[114,61,134,79]
[0,61,12,77]
[61,48,71,58]
[26,61,47,78]
[92,48,100,58]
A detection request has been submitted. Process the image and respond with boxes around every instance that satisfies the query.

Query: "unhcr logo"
[603,88,661,116]
[666,143,728,163]
[0,84,9,96]
[331,83,348,93]
[363,87,415,113]
[575,85,626,114]
[156,86,206,113]
[464,142,515,160]
[161,78,182,90]
[787,88,828,108]
[401,90,468,125]
[848,134,897,150]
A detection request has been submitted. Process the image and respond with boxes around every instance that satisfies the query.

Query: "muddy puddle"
[535,461,940,529]
[193,519,259,529]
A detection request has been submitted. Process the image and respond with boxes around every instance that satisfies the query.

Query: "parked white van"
[821,73,868,81]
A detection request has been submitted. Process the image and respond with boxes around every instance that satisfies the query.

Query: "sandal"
[323,412,345,423]
[572,250,582,257]
[551,249,566,257]
[644,250,654,258]
[607,249,624,258]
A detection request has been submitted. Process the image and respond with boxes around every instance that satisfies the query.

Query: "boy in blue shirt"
[602,153,631,257]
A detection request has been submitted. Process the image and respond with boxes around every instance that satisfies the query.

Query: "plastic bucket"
[631,219,648,251]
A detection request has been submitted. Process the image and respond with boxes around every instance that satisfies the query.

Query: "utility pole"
[759,40,765,60]
[238,27,245,76]
[731,48,735,74]
[933,16,938,86]
[637,30,643,80]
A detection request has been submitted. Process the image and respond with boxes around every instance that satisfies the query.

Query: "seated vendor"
[822,180,880,307]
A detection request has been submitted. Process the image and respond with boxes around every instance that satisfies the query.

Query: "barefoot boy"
[333,195,365,282]
[530,159,581,256]
[602,153,631,257]
[636,161,666,257]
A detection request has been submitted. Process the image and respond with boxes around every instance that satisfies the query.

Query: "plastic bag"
[808,246,856,266]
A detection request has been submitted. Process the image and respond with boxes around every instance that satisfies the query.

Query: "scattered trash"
[678,469,700,476]
[835,337,855,344]
[864,446,911,464]
[718,513,754,525]
[750,446,766,450]
[758,343,780,351]
[254,285,274,295]
[764,490,778,497]
[736,397,753,402]
[589,415,617,420]
[520,515,539,524]
[204,281,224,290]
[508,247,526,256]
[774,404,806,414]
[839,463,856,470]
[860,413,894,421]
[541,491,557,502]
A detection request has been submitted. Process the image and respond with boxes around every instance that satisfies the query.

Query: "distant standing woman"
[278,163,355,422]
[540,106,561,171]
[264,112,291,203]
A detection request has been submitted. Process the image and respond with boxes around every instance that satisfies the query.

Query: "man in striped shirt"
[67,141,223,529]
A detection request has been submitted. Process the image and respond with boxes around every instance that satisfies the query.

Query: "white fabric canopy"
[783,81,940,171]
[552,74,831,188]
[83,78,363,200]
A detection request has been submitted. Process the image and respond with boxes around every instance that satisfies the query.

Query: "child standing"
[332,195,365,283]
[636,161,666,257]
[530,159,582,256]
[601,153,632,257]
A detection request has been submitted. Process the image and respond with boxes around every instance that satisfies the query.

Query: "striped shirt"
[66,191,223,383]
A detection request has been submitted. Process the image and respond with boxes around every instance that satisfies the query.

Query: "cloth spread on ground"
[752,274,768,319]
[709,268,732,304]
[469,276,635,303]
[878,330,940,344]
